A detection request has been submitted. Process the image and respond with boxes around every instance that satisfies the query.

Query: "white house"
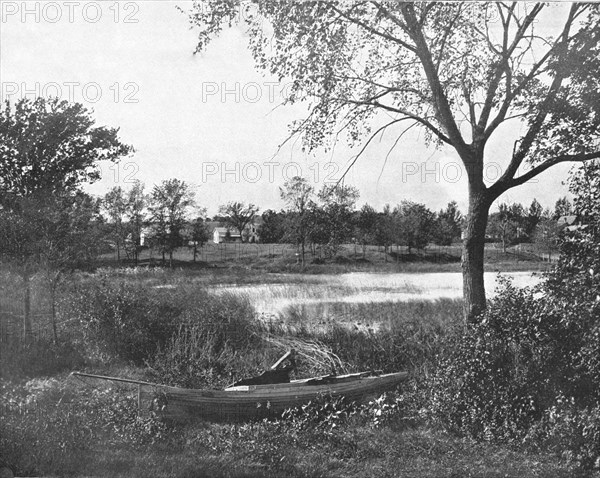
[212,217,263,244]
[213,227,242,244]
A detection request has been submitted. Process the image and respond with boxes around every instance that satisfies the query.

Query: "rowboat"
[159,370,408,421]
[71,351,409,422]
[72,370,408,421]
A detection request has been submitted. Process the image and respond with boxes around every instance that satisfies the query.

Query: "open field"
[98,242,554,275]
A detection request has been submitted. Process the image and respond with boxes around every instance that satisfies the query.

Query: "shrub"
[61,280,186,364]
[427,247,600,469]
[281,394,359,433]
[60,279,263,373]
[149,292,266,388]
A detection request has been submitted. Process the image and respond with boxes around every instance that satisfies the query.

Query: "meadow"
[99,241,552,274]
[0,251,589,478]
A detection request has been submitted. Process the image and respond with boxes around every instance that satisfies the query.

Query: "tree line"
[260,177,575,266]
[100,177,463,268]
[259,177,464,266]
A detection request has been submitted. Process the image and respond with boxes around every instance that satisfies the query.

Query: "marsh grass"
[284,299,464,376]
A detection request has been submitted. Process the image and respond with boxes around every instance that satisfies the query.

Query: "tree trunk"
[462,188,491,322]
[301,241,305,268]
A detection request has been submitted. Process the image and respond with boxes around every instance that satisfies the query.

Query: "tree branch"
[343,98,452,144]
[493,4,581,188]
[328,3,417,53]
[336,117,415,187]
[504,151,600,191]
[476,3,545,138]
[400,4,469,157]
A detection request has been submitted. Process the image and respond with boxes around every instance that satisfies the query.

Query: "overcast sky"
[1,1,574,215]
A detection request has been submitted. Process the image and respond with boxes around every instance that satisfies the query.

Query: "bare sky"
[0,1,574,215]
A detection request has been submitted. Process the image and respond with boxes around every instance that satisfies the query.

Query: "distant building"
[213,227,242,244]
[212,217,263,244]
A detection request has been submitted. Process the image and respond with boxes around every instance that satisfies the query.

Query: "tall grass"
[279,299,463,375]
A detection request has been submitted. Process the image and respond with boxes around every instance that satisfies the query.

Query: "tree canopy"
[218,201,260,242]
[0,98,132,204]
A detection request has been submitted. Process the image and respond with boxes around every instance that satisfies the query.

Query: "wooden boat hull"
[141,371,409,421]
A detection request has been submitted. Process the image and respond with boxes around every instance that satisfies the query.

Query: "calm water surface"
[211,271,541,315]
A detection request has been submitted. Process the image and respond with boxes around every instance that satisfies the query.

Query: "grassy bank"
[1,377,578,478]
[0,267,591,477]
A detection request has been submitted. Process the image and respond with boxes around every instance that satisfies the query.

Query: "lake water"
[211,271,542,316]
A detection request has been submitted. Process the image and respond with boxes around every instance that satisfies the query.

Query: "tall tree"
[0,98,132,201]
[218,201,259,242]
[280,176,314,266]
[258,209,286,244]
[124,180,147,264]
[186,2,600,321]
[39,192,103,342]
[394,201,435,253]
[317,184,359,257]
[487,203,520,253]
[355,204,379,258]
[0,97,132,337]
[102,186,127,262]
[186,209,211,262]
[148,179,195,267]
[374,205,395,262]
[525,198,544,238]
[433,201,464,246]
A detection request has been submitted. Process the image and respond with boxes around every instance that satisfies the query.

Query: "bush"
[427,235,600,470]
[60,279,264,375]
[281,394,359,433]
[61,280,186,364]
[149,292,267,388]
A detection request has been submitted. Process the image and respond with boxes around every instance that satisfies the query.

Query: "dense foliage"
[427,163,600,470]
